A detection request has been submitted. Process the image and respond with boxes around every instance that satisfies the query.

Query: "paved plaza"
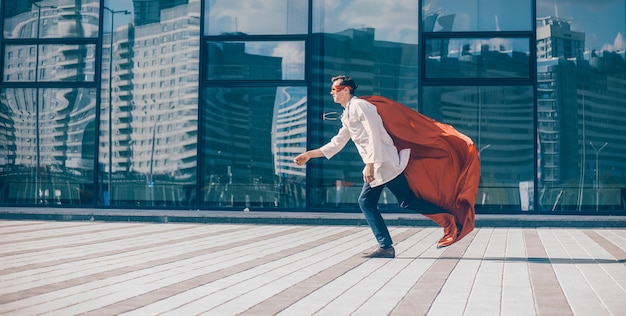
[0,217,625,315]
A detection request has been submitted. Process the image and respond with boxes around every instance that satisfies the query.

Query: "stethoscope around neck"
[323,99,352,121]
[322,111,342,121]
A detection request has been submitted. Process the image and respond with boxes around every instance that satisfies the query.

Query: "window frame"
[420,31,536,86]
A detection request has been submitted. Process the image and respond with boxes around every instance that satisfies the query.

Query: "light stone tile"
[125,227,371,315]
[501,229,535,316]
[2,220,625,316]
[170,228,375,315]
[277,259,389,315]
[428,228,491,316]
[353,258,436,315]
[0,225,286,292]
[539,229,612,316]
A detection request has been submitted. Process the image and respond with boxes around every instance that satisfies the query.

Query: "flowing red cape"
[362,96,481,241]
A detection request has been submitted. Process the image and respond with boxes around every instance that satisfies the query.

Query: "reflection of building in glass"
[201,41,283,207]
[433,86,534,186]
[311,28,418,107]
[1,1,624,211]
[2,4,97,173]
[422,11,455,33]
[202,86,280,207]
[537,58,569,186]
[206,42,283,80]
[133,0,189,26]
[271,87,307,178]
[425,37,530,79]
[0,102,16,168]
[202,38,308,207]
[103,26,131,175]
[201,39,308,207]
[1,1,99,204]
[2,0,100,39]
[536,17,585,59]
[537,16,626,208]
[104,1,199,182]
[271,86,307,207]
[308,28,419,206]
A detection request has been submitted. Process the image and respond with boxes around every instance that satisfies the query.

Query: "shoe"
[423,213,459,248]
[437,223,461,248]
[362,246,395,258]
[437,236,455,248]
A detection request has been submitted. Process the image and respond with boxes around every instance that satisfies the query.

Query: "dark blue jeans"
[358,173,447,248]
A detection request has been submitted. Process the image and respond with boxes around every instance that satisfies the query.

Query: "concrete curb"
[1,207,625,228]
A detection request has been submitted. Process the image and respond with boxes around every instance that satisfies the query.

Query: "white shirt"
[319,97,410,187]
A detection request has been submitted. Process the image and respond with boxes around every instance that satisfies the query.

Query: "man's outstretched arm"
[293,149,324,166]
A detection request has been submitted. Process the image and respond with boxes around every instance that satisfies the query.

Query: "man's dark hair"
[331,75,358,93]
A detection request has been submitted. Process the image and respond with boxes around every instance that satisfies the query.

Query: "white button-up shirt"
[319,97,410,187]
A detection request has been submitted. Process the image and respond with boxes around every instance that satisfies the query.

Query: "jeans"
[358,173,448,248]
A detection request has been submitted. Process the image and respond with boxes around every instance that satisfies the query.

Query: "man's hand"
[363,163,375,183]
[293,152,310,166]
[294,149,324,166]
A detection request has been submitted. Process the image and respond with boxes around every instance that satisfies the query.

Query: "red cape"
[362,96,481,241]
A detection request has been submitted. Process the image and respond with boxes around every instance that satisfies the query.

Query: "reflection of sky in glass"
[423,0,532,31]
[103,0,134,29]
[313,0,419,44]
[245,42,305,80]
[423,0,624,54]
[537,0,625,53]
[206,0,307,35]
[272,86,307,178]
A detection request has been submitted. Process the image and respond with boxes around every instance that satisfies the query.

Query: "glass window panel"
[206,41,305,80]
[422,0,532,32]
[307,76,419,211]
[3,44,96,82]
[313,0,418,44]
[99,96,198,208]
[425,38,530,79]
[204,0,308,35]
[308,31,419,104]
[0,88,96,205]
[537,0,625,57]
[423,86,534,211]
[98,0,200,207]
[98,94,199,208]
[309,0,420,210]
[537,0,626,212]
[202,86,307,209]
[3,0,99,39]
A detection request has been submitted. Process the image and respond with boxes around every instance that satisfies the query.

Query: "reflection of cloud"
[601,32,626,52]
[537,0,623,52]
[243,42,304,80]
[273,42,305,80]
[245,42,273,56]
[273,42,303,61]
[614,32,625,51]
[321,0,418,44]
[422,3,432,13]
[208,0,304,34]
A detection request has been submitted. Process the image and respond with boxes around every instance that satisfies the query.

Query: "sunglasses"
[331,85,351,93]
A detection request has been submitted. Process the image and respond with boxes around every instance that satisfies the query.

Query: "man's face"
[330,80,351,105]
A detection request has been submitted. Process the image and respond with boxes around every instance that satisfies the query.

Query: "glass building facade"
[0,0,624,214]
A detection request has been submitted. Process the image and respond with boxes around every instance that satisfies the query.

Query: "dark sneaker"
[362,246,395,258]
